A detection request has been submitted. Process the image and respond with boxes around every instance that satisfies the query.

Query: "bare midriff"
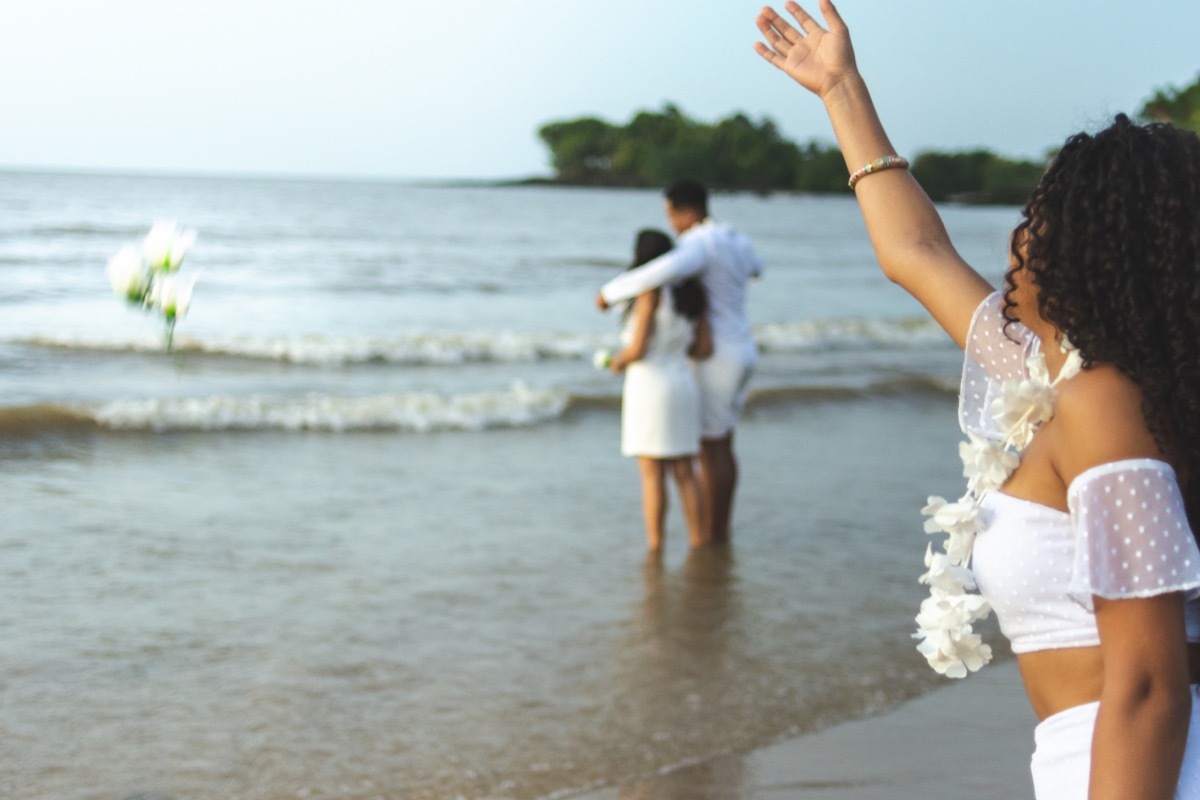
[1018,644,1200,720]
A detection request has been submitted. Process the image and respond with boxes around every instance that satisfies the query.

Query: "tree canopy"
[536,104,1040,202]
[1140,72,1200,133]
[537,105,843,193]
[910,150,1046,204]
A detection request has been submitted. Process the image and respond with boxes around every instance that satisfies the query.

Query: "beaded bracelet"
[847,155,910,190]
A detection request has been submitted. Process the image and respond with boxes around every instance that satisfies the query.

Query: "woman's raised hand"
[753,0,856,99]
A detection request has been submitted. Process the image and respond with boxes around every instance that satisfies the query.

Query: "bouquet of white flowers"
[592,348,613,370]
[107,221,198,351]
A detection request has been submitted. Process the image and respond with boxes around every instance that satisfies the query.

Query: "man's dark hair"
[665,180,708,216]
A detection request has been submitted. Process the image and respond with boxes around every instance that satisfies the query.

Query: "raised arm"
[753,0,992,348]
[599,238,706,309]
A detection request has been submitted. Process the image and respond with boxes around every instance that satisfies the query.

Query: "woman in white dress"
[754,3,1200,798]
[610,229,713,552]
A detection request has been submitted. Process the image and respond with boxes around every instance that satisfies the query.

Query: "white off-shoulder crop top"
[961,293,1200,654]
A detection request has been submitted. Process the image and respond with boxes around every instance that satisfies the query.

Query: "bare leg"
[636,457,668,550]
[668,456,709,548]
[700,433,737,545]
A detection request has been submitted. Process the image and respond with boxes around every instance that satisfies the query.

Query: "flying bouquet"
[106,221,198,351]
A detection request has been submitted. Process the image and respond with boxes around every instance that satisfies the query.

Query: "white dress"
[620,292,701,458]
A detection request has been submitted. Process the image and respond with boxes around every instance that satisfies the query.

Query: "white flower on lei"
[917,492,992,678]
[914,623,994,679]
[921,495,980,538]
[915,587,991,631]
[989,353,1057,449]
[914,587,993,679]
[943,528,975,568]
[921,494,980,568]
[919,544,978,593]
[959,434,1019,495]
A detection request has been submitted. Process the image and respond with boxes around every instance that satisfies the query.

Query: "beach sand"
[572,660,1036,800]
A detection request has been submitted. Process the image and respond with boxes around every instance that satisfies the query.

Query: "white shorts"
[693,349,754,440]
[1030,685,1200,799]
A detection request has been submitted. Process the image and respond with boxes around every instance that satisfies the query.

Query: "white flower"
[921,495,980,537]
[919,544,977,592]
[959,434,1018,495]
[142,220,197,272]
[990,354,1056,448]
[916,587,991,629]
[1059,348,1083,382]
[943,529,975,567]
[914,625,993,678]
[106,245,149,302]
[148,273,195,320]
[592,349,612,370]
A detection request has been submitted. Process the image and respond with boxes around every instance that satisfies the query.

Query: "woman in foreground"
[753,2,1200,797]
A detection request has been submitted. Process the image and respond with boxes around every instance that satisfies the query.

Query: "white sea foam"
[19,317,945,366]
[19,330,604,365]
[91,382,570,432]
[756,317,946,352]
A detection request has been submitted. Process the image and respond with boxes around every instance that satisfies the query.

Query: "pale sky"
[1,0,1197,180]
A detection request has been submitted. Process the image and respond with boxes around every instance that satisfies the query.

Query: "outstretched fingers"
[756,6,800,50]
[752,39,783,68]
[783,1,825,34]
[753,0,857,97]
[816,0,847,33]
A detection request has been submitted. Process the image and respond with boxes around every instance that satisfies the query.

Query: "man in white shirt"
[596,180,763,544]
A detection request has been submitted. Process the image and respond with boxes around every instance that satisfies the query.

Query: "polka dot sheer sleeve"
[958,291,1040,440]
[1067,459,1200,608]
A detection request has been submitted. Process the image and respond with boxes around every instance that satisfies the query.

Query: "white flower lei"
[914,340,1083,678]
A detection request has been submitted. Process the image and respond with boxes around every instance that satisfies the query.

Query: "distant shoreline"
[0,165,1025,205]
[490,175,1027,206]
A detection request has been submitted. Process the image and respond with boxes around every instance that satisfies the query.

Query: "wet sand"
[571,660,1036,800]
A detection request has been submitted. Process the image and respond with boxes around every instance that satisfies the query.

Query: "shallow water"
[0,173,1019,798]
[0,395,991,799]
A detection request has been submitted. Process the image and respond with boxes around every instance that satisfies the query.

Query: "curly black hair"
[1004,114,1200,534]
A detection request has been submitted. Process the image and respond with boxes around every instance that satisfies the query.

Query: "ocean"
[0,171,1023,799]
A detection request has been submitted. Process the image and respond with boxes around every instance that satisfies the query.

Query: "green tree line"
[536,72,1200,203]
[1141,72,1200,133]
[537,103,1043,202]
[537,104,845,194]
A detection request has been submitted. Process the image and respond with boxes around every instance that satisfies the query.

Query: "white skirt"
[620,357,700,459]
[1030,685,1200,799]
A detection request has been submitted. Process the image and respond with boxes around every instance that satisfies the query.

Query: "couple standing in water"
[596,180,763,553]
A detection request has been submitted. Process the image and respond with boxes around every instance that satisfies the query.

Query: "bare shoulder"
[1050,364,1166,482]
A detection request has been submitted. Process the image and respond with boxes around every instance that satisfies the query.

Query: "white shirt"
[601,219,762,352]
